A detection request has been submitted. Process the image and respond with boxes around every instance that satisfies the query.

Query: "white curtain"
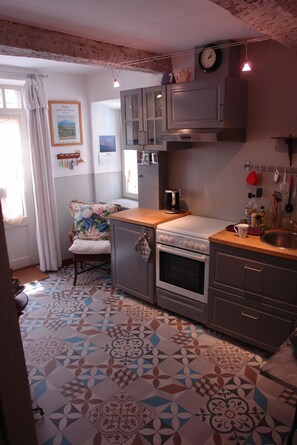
[22,77,62,271]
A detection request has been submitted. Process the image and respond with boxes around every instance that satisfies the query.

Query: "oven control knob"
[184,241,189,248]
[200,244,206,252]
[159,235,165,242]
[168,236,174,244]
[194,243,200,250]
[164,236,169,243]
[189,242,194,249]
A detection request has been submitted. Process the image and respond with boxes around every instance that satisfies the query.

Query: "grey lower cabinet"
[110,220,155,304]
[207,243,297,352]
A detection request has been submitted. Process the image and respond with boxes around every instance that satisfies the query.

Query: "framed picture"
[48,101,83,146]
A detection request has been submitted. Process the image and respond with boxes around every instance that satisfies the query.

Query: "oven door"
[156,243,209,303]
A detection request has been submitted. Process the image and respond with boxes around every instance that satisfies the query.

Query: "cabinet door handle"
[138,175,144,178]
[241,312,259,320]
[244,266,263,273]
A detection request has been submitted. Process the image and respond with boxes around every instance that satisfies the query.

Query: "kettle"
[164,189,180,213]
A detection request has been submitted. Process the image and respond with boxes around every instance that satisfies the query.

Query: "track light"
[242,40,251,72]
[111,67,121,88]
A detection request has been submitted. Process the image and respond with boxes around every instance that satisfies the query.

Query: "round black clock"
[198,45,223,73]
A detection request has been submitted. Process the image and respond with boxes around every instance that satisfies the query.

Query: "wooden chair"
[68,224,111,285]
[68,200,121,285]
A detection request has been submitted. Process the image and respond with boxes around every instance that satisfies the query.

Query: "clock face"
[198,45,222,73]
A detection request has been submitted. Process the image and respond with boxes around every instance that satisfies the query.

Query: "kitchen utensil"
[285,175,294,213]
[273,168,280,183]
[164,189,180,213]
[246,170,259,185]
[279,169,289,195]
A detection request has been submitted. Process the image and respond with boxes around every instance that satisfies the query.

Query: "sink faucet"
[290,219,297,230]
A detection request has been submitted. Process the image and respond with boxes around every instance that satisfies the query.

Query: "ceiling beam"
[210,0,297,50]
[0,19,172,73]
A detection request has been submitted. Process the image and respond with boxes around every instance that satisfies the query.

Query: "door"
[0,85,38,270]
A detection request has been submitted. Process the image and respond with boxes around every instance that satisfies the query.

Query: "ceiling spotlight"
[242,40,251,72]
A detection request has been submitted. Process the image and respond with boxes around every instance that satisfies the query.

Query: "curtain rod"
[0,71,48,79]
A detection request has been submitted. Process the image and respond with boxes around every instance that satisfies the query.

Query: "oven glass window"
[160,251,204,294]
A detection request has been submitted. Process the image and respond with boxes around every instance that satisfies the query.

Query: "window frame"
[0,84,30,224]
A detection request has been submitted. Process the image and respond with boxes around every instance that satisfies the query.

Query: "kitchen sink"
[260,231,297,249]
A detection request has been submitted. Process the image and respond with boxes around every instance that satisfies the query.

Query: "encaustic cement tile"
[196,387,264,445]
[19,266,295,445]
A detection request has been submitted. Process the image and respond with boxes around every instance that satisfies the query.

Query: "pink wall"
[169,40,297,223]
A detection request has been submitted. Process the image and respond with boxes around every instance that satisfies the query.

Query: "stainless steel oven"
[156,239,209,303]
[156,215,232,324]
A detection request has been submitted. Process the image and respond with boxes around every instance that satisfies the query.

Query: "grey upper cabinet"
[120,85,167,151]
[120,88,143,149]
[167,78,247,130]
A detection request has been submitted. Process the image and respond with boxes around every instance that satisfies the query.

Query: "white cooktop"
[157,215,234,239]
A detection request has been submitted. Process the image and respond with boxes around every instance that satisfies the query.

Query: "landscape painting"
[48,101,83,146]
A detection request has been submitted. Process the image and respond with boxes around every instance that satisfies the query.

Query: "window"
[122,149,138,199]
[0,87,22,109]
[0,87,26,224]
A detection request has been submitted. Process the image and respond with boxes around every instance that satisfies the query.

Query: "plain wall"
[168,40,297,223]
[45,69,162,259]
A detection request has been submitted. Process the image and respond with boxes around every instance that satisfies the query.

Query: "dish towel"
[134,235,151,262]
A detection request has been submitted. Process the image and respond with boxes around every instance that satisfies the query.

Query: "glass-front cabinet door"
[120,89,143,149]
[142,85,166,150]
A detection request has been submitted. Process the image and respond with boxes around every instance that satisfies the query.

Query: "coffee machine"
[164,189,180,213]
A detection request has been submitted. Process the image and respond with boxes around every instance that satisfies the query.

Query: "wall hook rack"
[244,161,297,175]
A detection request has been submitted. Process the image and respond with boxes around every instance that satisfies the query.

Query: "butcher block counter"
[109,207,190,228]
[209,228,297,261]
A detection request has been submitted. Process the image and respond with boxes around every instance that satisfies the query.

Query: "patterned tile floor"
[19,265,296,445]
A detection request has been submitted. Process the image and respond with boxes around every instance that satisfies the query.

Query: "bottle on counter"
[251,208,257,227]
[244,193,253,224]
[259,205,266,228]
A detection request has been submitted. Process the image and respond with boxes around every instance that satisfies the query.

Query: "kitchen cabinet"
[138,152,168,209]
[208,242,297,352]
[110,219,155,303]
[120,85,166,150]
[167,77,247,130]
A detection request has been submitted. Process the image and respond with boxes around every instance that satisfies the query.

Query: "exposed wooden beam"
[0,19,172,73]
[210,0,297,51]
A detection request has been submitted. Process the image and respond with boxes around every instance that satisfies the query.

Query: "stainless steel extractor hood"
[161,128,246,143]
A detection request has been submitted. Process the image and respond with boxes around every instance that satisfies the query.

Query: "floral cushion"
[69,200,120,240]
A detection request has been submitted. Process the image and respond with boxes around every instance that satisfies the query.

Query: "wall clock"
[198,44,223,73]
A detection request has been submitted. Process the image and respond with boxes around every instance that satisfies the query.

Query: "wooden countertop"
[210,229,297,261]
[109,207,190,228]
